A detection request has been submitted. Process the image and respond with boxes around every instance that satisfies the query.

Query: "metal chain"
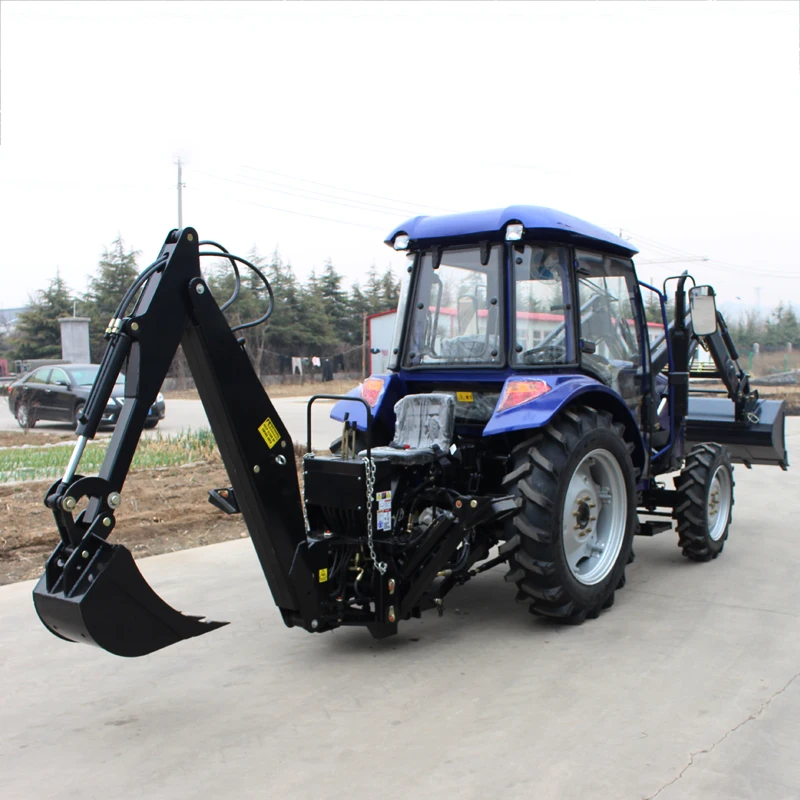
[362,456,387,575]
[301,454,313,533]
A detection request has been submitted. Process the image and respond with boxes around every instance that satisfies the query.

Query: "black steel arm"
[698,311,758,421]
[34,228,324,656]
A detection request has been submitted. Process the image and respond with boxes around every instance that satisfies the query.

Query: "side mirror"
[689,285,718,336]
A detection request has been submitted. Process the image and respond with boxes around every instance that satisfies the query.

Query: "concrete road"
[2,423,799,799]
[0,395,343,449]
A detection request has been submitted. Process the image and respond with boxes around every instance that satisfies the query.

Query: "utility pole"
[361,312,367,379]
[175,158,185,229]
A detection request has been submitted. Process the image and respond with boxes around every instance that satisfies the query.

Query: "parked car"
[7,364,165,430]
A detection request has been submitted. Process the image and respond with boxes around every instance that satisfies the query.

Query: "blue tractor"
[33,208,788,656]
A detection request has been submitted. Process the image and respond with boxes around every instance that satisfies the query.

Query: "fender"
[483,374,646,472]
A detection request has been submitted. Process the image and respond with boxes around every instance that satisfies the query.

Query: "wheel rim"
[707,465,732,541]
[17,404,28,426]
[75,404,84,427]
[562,448,627,585]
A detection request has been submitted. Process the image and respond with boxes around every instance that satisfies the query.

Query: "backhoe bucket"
[33,541,227,657]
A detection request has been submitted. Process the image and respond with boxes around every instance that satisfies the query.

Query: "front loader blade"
[33,542,227,657]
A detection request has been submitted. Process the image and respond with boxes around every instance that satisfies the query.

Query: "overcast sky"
[1,1,798,315]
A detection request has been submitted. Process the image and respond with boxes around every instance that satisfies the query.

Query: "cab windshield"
[403,246,503,367]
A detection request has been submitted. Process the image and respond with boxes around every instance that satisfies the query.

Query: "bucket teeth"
[33,543,227,657]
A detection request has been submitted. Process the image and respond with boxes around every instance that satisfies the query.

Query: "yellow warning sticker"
[258,417,281,449]
[319,568,328,584]
[456,391,474,403]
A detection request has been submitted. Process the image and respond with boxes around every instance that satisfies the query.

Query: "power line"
[240,164,454,214]
[622,227,799,279]
[194,169,427,219]
[191,184,389,232]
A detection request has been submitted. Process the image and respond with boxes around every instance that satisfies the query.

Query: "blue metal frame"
[638,281,675,464]
[386,206,638,257]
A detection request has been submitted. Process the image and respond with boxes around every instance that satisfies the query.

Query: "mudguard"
[483,374,646,470]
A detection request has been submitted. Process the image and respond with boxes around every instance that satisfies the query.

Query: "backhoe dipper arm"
[697,310,758,422]
[34,228,320,657]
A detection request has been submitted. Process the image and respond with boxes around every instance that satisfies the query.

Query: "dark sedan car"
[7,364,166,430]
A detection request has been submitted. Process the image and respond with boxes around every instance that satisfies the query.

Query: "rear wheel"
[73,403,85,430]
[501,406,637,623]
[16,401,35,429]
[674,443,734,561]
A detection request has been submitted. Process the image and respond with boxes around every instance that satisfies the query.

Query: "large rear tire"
[501,406,637,623]
[674,443,734,561]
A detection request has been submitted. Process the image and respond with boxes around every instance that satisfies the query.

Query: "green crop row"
[0,429,218,484]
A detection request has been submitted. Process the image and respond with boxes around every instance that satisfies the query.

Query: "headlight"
[393,233,410,250]
[156,392,164,403]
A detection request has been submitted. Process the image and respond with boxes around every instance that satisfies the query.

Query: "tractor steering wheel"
[521,344,567,365]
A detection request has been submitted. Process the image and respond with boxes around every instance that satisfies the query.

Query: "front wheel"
[674,443,734,561]
[16,401,35,429]
[73,403,85,430]
[502,406,637,623]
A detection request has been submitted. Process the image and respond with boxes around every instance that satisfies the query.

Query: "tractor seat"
[361,393,456,465]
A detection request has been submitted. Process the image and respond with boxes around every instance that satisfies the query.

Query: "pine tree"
[83,236,141,360]
[263,250,305,354]
[644,291,662,323]
[319,260,351,343]
[378,266,401,310]
[364,264,383,314]
[10,272,75,360]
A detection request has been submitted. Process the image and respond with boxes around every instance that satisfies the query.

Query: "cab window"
[512,244,571,365]
[404,246,503,367]
[576,250,645,422]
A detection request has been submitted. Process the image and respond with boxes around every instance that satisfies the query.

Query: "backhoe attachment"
[34,228,315,655]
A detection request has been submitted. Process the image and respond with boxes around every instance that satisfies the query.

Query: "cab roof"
[384,205,638,257]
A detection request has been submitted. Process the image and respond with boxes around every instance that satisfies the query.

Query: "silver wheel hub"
[707,465,732,541]
[562,449,627,585]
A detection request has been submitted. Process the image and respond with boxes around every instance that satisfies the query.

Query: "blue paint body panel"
[331,372,646,470]
[385,205,638,256]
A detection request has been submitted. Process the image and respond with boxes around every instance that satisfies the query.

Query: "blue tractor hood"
[385,205,638,257]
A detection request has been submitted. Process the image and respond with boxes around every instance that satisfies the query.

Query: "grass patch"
[0,429,219,483]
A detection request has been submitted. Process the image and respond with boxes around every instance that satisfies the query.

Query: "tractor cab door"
[575,251,647,425]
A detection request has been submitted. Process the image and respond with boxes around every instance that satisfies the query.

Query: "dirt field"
[0,431,77,448]
[0,455,251,585]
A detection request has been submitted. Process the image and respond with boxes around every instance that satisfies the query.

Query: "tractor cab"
[335,207,651,442]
